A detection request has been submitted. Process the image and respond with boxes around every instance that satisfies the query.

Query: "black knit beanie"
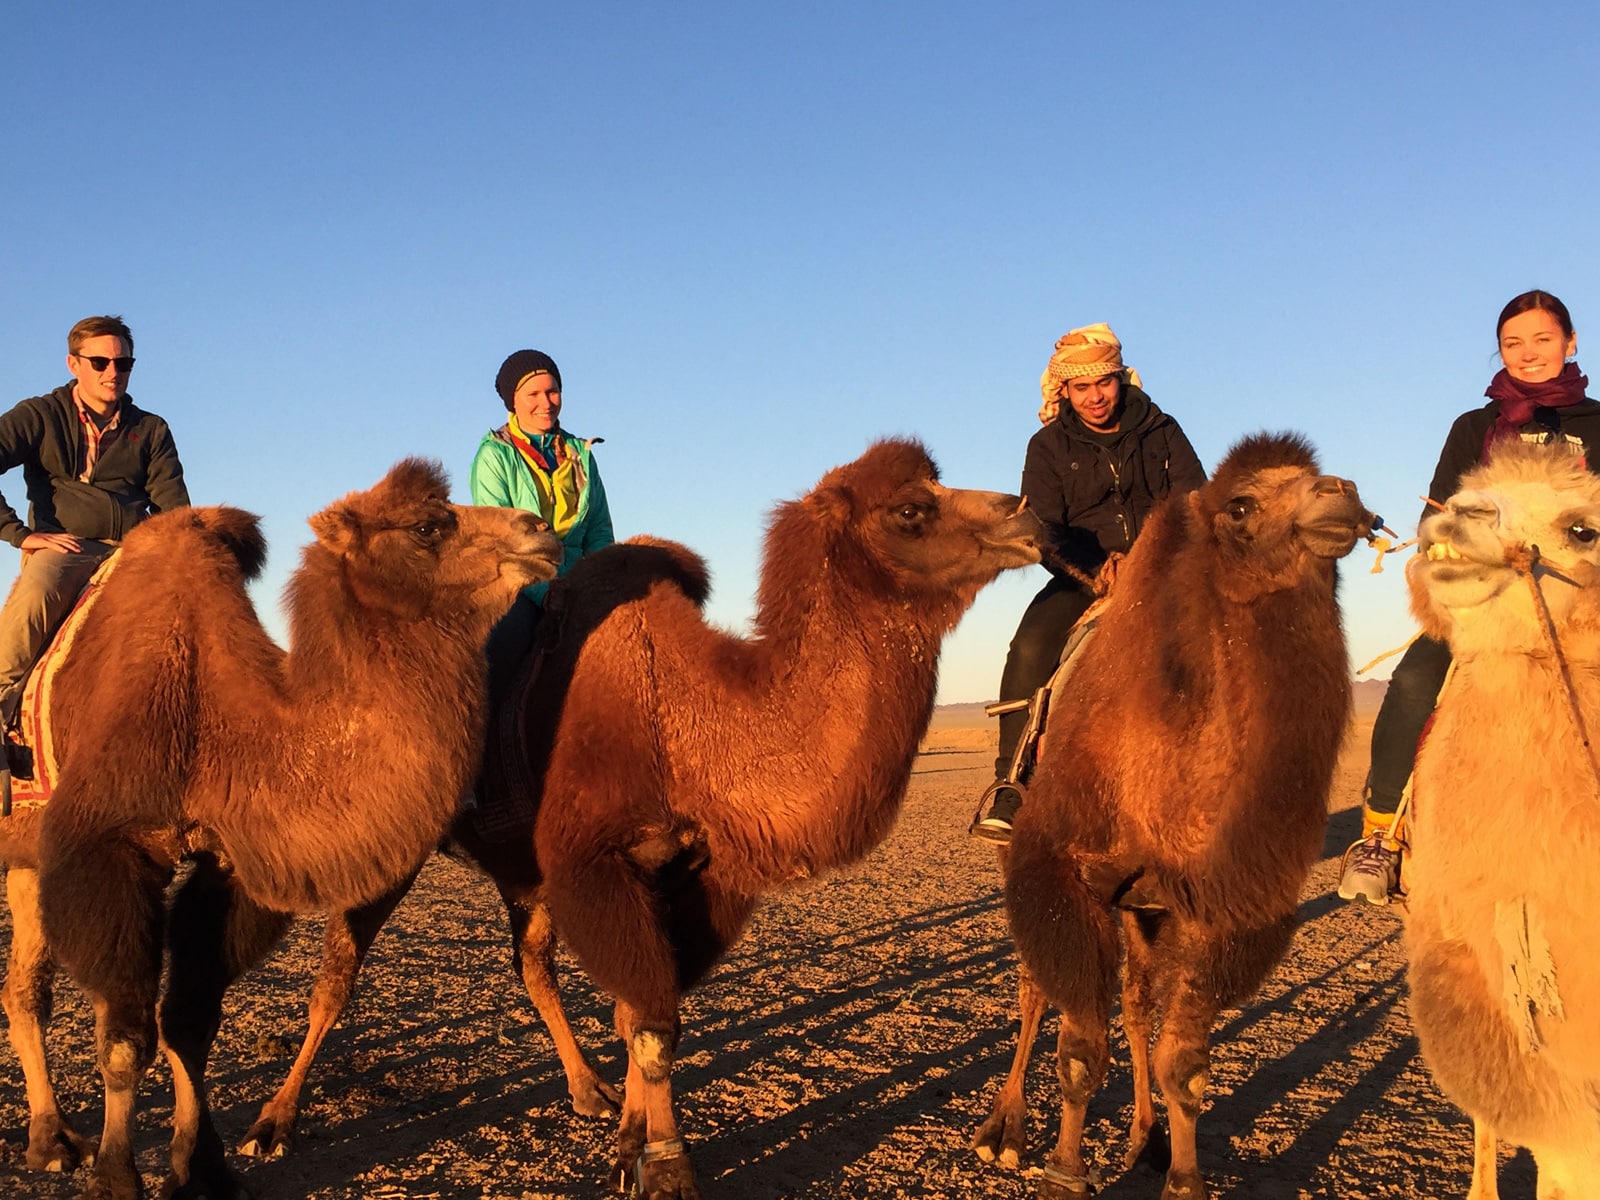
[494,350,562,410]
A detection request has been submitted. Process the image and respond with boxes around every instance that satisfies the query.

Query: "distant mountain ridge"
[936,678,1389,726]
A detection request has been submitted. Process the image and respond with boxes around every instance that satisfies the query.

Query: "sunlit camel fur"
[502,439,1041,1200]
[975,433,1372,1200]
[1405,439,1600,1200]
[30,460,558,1200]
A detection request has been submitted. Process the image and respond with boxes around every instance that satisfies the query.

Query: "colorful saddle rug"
[4,551,122,809]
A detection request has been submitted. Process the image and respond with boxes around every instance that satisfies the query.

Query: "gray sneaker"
[1337,834,1400,905]
[969,783,1023,845]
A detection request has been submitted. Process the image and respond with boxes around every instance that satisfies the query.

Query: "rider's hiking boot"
[969,782,1023,845]
[1338,829,1402,904]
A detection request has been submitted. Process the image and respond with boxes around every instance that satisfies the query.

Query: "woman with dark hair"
[1340,290,1600,904]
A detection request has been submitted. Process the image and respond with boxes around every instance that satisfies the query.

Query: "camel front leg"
[1150,975,1218,1200]
[2,865,97,1171]
[239,871,417,1157]
[1467,1118,1499,1200]
[501,887,620,1117]
[613,1001,695,1200]
[971,963,1048,1168]
[1037,1004,1111,1199]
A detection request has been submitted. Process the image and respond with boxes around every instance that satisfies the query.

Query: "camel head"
[1195,432,1374,603]
[301,457,562,629]
[765,439,1043,622]
[1410,439,1600,659]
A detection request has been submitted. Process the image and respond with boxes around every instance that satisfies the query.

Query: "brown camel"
[972,433,1372,1200]
[497,438,1039,1199]
[1404,440,1600,1200]
[24,459,558,1200]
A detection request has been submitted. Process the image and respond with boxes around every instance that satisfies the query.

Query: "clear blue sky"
[4,2,1598,702]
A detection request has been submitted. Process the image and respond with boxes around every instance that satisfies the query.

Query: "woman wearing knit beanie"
[970,324,1205,843]
[1340,290,1600,906]
[470,349,615,696]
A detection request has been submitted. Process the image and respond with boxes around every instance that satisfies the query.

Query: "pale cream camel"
[1406,438,1600,1200]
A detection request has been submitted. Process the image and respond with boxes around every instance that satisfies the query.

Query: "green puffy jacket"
[469,427,614,604]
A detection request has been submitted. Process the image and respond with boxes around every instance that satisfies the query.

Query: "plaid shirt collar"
[72,391,123,483]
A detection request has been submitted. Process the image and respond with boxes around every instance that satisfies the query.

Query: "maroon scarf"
[1483,361,1590,456]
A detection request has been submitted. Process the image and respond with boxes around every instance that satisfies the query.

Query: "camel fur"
[459,438,1038,1199]
[18,459,557,1200]
[973,433,1373,1200]
[1404,439,1600,1200]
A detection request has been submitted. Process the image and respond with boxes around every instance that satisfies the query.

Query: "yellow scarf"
[506,415,582,538]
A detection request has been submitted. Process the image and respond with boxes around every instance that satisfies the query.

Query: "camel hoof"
[1159,1169,1208,1200]
[25,1115,96,1173]
[84,1169,148,1200]
[570,1076,623,1118]
[628,1137,698,1199]
[1040,1161,1098,1197]
[971,1104,1027,1169]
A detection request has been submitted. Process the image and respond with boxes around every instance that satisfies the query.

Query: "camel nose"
[1314,476,1355,497]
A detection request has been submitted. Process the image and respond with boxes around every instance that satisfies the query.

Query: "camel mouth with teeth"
[1414,537,1513,607]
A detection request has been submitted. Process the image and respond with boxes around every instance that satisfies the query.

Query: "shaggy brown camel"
[26,459,559,1200]
[1405,440,1600,1200]
[973,433,1372,1200]
[499,438,1040,1199]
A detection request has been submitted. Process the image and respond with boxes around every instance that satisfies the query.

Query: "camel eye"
[412,521,445,543]
[896,503,928,523]
[1226,496,1256,521]
[1570,523,1599,545]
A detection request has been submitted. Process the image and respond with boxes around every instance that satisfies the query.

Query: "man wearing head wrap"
[971,324,1205,843]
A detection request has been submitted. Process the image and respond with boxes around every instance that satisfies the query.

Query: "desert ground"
[0,688,1533,1199]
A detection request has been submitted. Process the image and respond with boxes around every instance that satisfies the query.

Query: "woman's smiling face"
[1499,308,1576,384]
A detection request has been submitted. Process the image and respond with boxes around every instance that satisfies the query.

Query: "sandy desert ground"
[0,694,1535,1199]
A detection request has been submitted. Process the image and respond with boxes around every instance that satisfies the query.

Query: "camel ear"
[806,486,853,529]
[309,506,356,553]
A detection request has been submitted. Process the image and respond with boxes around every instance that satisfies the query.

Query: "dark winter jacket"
[1422,396,1600,527]
[0,385,189,548]
[1021,384,1206,581]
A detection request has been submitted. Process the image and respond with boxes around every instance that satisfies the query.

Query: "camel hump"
[563,537,712,609]
[129,506,268,582]
[120,506,268,585]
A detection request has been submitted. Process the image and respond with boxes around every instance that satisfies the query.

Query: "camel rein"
[1515,543,1600,803]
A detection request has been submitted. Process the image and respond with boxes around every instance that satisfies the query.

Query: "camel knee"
[629,1027,678,1084]
[1155,1043,1210,1117]
[100,1036,152,1091]
[1056,1034,1107,1105]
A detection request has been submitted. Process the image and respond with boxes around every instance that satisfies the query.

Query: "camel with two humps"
[1405,439,1600,1199]
[22,459,558,1200]
[974,433,1373,1199]
[503,438,1038,1199]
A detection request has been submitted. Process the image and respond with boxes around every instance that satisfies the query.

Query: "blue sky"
[4,2,1598,702]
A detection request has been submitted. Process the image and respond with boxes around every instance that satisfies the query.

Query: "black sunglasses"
[73,353,136,373]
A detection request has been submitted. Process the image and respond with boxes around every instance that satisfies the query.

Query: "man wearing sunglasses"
[0,314,189,729]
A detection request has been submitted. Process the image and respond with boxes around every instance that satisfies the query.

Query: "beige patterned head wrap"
[1038,323,1142,424]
